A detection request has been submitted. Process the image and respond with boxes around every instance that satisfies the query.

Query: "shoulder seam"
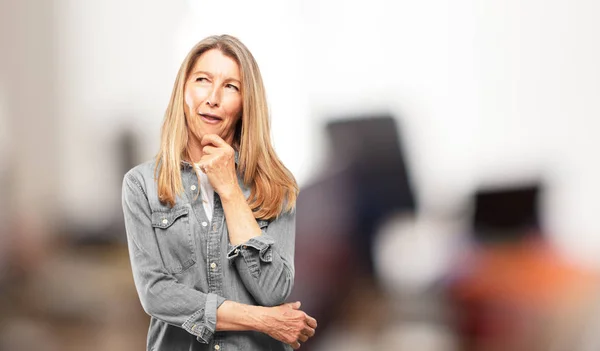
[125,172,149,200]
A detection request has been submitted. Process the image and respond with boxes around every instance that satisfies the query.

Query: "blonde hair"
[155,35,298,220]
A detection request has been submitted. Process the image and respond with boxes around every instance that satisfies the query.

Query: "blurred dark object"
[325,115,417,273]
[118,128,141,178]
[291,114,416,350]
[327,115,416,215]
[446,182,600,351]
[472,183,542,243]
[66,128,140,247]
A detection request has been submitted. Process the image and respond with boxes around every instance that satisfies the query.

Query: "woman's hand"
[197,134,241,200]
[259,301,317,349]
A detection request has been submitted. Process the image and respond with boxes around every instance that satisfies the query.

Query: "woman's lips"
[199,113,222,124]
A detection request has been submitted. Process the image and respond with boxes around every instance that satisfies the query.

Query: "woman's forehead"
[190,49,241,80]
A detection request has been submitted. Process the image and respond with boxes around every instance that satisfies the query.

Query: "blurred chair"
[291,114,416,350]
[446,183,600,351]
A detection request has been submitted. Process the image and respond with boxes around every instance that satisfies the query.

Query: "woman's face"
[184,49,243,146]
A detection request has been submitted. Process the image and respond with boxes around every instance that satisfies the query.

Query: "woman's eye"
[226,84,239,91]
[195,77,208,82]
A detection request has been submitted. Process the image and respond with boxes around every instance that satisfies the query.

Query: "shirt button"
[162,219,168,224]
[191,185,197,191]
[242,245,247,250]
[202,221,208,227]
[210,262,217,269]
[214,345,220,350]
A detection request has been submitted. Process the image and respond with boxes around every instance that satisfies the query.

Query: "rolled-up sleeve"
[122,172,225,343]
[226,210,296,306]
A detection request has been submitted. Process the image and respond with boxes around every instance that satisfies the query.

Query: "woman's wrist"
[218,183,244,204]
[237,304,270,334]
[217,301,269,332]
[248,305,269,333]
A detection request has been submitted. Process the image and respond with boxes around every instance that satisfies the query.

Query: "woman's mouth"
[199,113,222,124]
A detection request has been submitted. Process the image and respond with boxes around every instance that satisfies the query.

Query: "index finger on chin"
[200,134,227,148]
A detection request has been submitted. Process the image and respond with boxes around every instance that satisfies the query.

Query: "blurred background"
[1,0,599,350]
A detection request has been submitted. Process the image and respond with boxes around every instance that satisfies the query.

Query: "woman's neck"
[185,137,204,164]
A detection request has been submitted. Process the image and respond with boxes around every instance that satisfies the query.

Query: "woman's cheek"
[184,89,195,111]
[185,86,209,110]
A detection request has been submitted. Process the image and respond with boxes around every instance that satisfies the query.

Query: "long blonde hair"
[155,35,297,220]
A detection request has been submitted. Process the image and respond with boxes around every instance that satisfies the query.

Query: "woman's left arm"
[220,190,295,307]
[197,134,295,307]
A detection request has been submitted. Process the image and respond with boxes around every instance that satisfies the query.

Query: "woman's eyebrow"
[190,70,213,77]
[190,71,240,84]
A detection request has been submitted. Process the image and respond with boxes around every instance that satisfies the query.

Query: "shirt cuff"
[227,235,275,262]
[182,293,226,344]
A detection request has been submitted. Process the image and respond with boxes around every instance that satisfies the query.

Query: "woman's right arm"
[122,172,316,347]
[122,172,224,344]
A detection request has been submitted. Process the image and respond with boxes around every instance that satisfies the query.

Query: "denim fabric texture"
[122,156,295,351]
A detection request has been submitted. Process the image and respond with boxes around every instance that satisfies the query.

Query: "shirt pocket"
[151,206,197,274]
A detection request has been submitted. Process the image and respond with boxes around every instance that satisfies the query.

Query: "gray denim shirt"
[122,158,295,351]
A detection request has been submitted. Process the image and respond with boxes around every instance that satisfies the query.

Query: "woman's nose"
[206,88,221,107]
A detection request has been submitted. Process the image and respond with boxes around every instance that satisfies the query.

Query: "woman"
[122,35,316,351]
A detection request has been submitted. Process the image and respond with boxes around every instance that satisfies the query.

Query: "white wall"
[56,0,185,228]
[0,0,60,236]
[53,0,600,263]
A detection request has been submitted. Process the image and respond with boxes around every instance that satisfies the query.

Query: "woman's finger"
[197,153,219,171]
[196,162,208,174]
[305,315,317,329]
[290,341,301,350]
[201,145,219,155]
[302,327,315,338]
[298,333,309,343]
[196,160,210,173]
[200,133,228,148]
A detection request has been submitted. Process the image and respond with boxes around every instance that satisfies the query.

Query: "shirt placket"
[182,169,208,264]
[208,194,225,350]
[182,167,224,349]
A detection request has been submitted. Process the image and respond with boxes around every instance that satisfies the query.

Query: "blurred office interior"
[1,0,599,350]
